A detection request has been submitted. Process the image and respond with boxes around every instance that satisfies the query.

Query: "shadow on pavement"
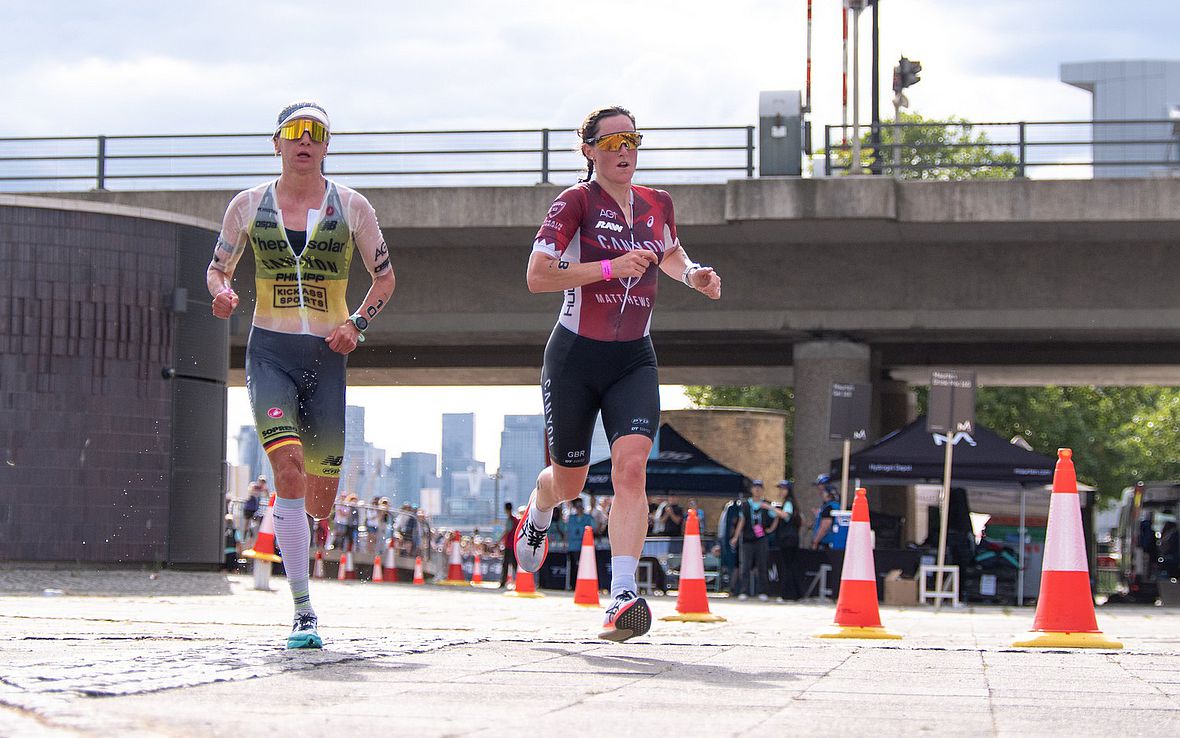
[536,646,799,688]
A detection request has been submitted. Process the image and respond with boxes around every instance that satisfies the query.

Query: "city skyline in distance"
[225,384,693,473]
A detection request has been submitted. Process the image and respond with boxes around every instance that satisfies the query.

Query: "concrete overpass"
[57,177,1180,387]
[49,176,1180,501]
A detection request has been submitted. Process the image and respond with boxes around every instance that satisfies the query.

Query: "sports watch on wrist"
[349,313,368,342]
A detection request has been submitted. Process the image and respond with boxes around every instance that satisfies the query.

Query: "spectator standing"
[718,495,743,593]
[243,482,261,539]
[591,497,610,538]
[810,476,841,550]
[566,498,597,586]
[653,494,686,536]
[767,480,803,601]
[500,502,518,588]
[731,482,772,600]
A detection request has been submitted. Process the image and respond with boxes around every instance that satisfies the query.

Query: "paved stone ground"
[2,570,1180,737]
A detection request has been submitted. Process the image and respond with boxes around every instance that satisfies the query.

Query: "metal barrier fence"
[823,119,1180,178]
[0,126,756,192]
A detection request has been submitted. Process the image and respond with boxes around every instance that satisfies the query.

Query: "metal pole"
[870,0,881,175]
[805,0,813,113]
[840,438,851,509]
[96,135,107,191]
[893,97,902,174]
[1018,486,1026,606]
[934,434,954,611]
[842,5,849,147]
[541,129,550,184]
[1017,122,1027,179]
[824,126,832,175]
[850,6,863,174]
[746,125,755,177]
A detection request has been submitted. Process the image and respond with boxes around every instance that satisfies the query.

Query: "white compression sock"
[611,556,638,599]
[528,500,554,530]
[271,495,313,614]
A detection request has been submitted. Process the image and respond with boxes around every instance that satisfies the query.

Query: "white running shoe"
[287,611,322,649]
[758,593,769,602]
[512,499,549,573]
[599,590,651,643]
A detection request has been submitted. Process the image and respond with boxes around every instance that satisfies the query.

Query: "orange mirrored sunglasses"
[586,131,643,151]
[276,119,329,142]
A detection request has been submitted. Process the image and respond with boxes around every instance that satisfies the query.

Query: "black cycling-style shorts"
[245,326,346,479]
[541,324,660,468]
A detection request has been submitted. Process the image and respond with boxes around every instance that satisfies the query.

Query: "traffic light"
[894,57,922,92]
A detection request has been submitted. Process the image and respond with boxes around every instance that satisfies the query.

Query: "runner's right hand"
[211,288,239,319]
[610,250,658,279]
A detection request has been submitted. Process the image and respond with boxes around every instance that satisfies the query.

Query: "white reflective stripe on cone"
[840,521,875,581]
[680,534,705,579]
[1042,492,1089,572]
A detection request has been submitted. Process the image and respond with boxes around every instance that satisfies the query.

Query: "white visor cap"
[275,106,331,136]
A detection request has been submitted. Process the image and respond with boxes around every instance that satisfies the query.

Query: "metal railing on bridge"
[0,126,756,192]
[822,119,1180,179]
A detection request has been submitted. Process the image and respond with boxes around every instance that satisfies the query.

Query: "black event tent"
[829,416,1055,487]
[828,415,1057,606]
[585,424,750,496]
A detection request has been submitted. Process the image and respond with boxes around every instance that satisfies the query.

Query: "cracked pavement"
[2,569,1180,736]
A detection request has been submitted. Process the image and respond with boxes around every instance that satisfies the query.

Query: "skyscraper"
[390,451,438,507]
[235,425,272,483]
[499,414,546,505]
[441,412,475,503]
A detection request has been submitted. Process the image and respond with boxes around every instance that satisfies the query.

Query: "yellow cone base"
[242,550,282,563]
[662,612,727,623]
[1012,631,1123,649]
[438,579,470,587]
[815,625,903,640]
[503,590,545,598]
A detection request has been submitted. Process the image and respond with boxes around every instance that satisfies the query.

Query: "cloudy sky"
[7,1,1176,138]
[8,1,1175,468]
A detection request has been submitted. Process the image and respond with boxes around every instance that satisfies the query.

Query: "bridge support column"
[792,340,871,520]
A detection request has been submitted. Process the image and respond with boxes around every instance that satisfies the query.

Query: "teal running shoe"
[286,612,323,649]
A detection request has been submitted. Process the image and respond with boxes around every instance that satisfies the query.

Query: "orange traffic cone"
[372,554,384,583]
[382,538,399,583]
[816,489,901,639]
[573,526,601,607]
[1014,449,1122,648]
[471,553,484,585]
[338,540,355,581]
[504,568,544,598]
[312,549,325,579]
[441,533,469,586]
[243,493,282,563]
[412,556,425,585]
[662,510,725,622]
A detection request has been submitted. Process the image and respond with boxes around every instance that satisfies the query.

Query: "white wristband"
[681,263,701,286]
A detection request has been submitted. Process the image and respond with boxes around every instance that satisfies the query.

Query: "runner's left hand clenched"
[325,322,363,355]
[690,267,722,299]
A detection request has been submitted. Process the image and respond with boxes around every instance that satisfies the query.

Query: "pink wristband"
[601,260,613,280]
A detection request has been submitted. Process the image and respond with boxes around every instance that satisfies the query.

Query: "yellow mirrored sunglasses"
[276,119,329,142]
[586,131,643,151]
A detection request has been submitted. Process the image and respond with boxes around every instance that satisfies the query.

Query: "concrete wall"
[662,408,787,535]
[0,196,224,564]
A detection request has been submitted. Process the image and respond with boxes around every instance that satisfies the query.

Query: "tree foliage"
[827,111,1020,180]
[686,384,1180,506]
